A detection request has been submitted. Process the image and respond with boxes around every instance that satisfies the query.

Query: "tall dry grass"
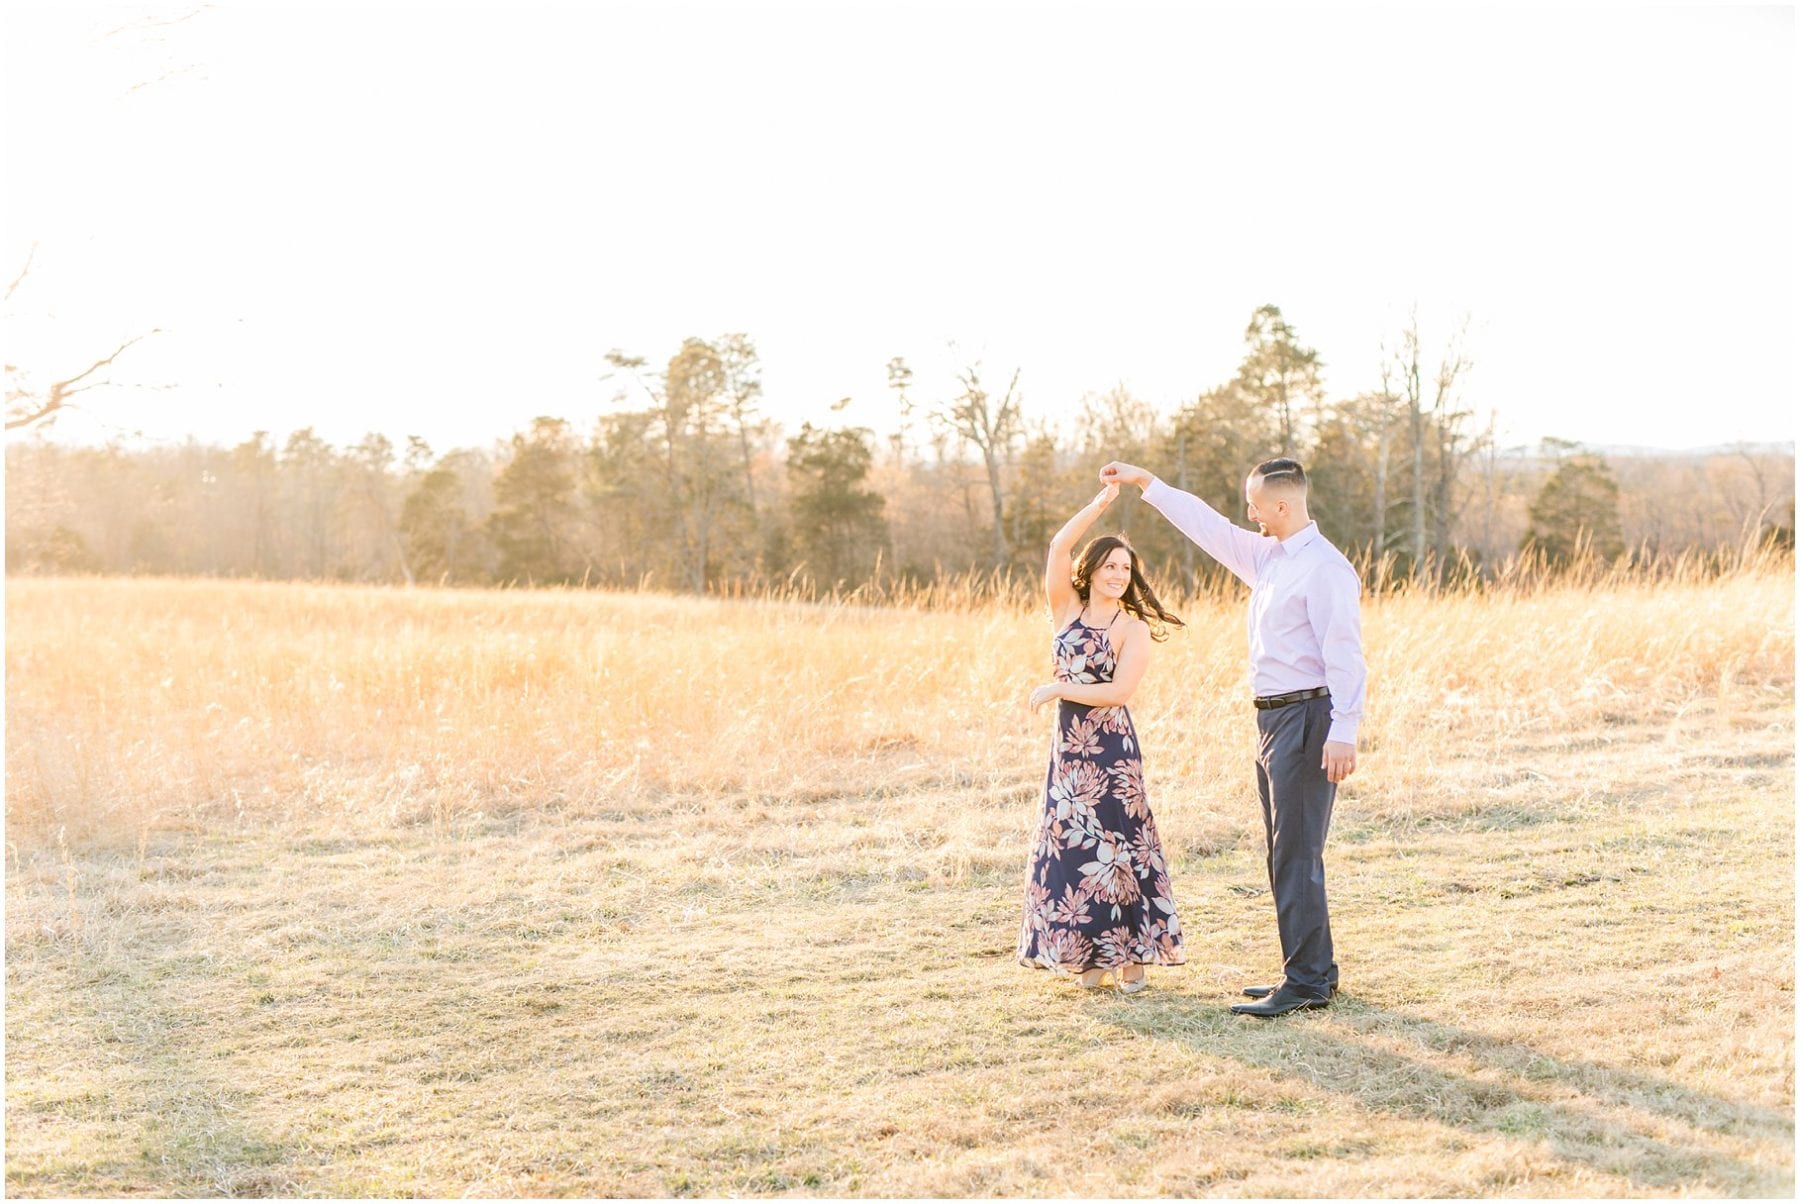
[6,553,1792,852]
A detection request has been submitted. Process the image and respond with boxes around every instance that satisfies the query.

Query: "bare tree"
[1733,446,1774,532]
[604,338,742,591]
[885,355,916,467]
[6,240,165,433]
[5,329,164,431]
[935,358,1023,567]
[717,332,766,522]
[1385,309,1475,572]
[346,432,414,585]
[1366,367,1404,562]
[1388,315,1429,566]
[6,8,211,434]
[1471,412,1503,562]
[1428,320,1478,566]
[282,427,336,578]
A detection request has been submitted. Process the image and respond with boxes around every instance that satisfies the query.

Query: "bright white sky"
[3,2,1794,460]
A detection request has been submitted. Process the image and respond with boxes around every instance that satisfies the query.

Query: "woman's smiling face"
[1093,547,1133,599]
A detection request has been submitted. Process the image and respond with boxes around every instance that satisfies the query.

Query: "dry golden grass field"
[5,565,1795,1197]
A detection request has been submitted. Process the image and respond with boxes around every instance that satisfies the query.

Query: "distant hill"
[1500,440,1795,460]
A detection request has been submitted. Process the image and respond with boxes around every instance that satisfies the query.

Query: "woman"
[1017,482,1187,993]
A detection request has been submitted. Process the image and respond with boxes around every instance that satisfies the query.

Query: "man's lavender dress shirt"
[1142,478,1368,746]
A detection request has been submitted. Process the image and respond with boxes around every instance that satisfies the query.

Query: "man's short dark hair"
[1251,458,1308,492]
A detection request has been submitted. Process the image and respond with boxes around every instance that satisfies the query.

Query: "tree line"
[7,306,1793,592]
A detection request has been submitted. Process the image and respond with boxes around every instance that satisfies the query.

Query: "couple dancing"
[1016,457,1367,1017]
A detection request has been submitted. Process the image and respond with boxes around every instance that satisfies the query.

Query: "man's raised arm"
[1099,461,1269,586]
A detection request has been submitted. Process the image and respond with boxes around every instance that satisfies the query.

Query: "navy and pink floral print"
[1018,613,1185,974]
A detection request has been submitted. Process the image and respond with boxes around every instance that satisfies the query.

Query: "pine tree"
[401,460,481,584]
[1522,453,1625,563]
[486,417,581,584]
[785,423,888,587]
[1235,304,1323,456]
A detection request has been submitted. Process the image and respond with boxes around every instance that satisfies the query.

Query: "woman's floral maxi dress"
[1017,611,1186,974]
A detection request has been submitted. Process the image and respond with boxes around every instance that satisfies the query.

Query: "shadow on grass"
[6,941,297,1197]
[1103,992,1793,1194]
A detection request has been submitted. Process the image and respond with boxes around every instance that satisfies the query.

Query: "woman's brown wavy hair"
[1071,535,1185,642]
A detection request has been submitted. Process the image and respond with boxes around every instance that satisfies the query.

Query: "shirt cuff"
[1327,717,1359,746]
[1141,477,1168,506]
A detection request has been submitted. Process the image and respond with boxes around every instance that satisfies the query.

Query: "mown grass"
[5,569,1794,1196]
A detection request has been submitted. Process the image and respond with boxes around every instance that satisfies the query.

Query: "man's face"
[1245,477,1285,536]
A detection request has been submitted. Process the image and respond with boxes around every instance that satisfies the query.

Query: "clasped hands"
[1099,462,1153,490]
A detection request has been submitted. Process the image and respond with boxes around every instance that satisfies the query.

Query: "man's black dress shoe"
[1238,979,1339,993]
[1230,985,1331,1017]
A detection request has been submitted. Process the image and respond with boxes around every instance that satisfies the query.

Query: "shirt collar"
[1277,521,1321,555]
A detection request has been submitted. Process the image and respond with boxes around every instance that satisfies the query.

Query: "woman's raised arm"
[1045,483,1119,618]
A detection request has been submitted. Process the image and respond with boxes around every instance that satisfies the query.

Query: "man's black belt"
[1253,686,1330,710]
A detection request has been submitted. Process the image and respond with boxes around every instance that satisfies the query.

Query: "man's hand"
[1099,461,1153,490]
[1322,740,1357,784]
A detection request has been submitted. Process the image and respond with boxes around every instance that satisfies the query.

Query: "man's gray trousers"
[1253,693,1340,999]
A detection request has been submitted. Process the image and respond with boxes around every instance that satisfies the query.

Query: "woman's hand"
[1028,684,1062,712]
[1090,482,1119,511]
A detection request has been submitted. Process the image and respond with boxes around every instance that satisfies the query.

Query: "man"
[1099,457,1366,1017]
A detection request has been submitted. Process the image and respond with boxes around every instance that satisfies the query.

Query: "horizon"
[5,403,1795,466]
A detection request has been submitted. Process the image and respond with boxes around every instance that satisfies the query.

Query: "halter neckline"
[1079,604,1123,631]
